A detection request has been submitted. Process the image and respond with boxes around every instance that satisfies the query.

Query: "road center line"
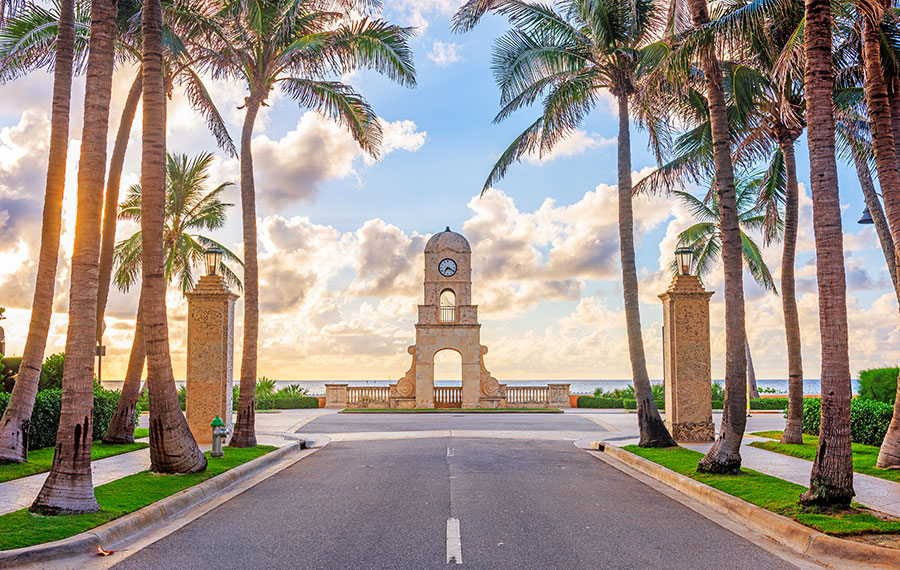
[446,518,462,564]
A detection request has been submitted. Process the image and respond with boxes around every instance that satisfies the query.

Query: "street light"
[858,206,874,225]
[203,247,223,277]
[675,246,694,276]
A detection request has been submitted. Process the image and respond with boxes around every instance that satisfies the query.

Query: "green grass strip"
[133,428,149,439]
[341,408,561,413]
[623,445,900,536]
[0,441,149,484]
[750,431,900,484]
[0,445,275,551]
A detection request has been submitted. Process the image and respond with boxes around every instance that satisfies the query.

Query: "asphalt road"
[112,415,797,570]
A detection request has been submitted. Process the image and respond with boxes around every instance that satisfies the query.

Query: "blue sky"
[0,1,896,381]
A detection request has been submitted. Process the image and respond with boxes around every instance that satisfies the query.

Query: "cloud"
[523,129,616,164]
[428,41,462,66]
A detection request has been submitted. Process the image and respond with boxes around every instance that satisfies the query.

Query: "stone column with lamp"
[185,248,238,444]
[658,246,715,442]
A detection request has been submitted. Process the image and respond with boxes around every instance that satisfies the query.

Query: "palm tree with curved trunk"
[30,0,117,514]
[140,0,206,474]
[452,0,676,447]
[0,0,233,457]
[199,0,416,447]
[103,152,241,443]
[0,0,76,465]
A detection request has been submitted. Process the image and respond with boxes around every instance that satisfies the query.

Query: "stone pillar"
[325,383,348,408]
[659,274,715,442]
[185,275,238,444]
[548,383,570,408]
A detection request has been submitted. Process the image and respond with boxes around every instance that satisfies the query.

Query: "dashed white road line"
[446,518,462,564]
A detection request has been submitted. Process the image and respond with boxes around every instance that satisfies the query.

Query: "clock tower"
[392,227,501,408]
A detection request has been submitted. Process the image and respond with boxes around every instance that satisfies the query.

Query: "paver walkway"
[0,409,333,516]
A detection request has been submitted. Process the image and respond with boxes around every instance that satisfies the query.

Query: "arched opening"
[440,289,456,322]
[433,348,462,408]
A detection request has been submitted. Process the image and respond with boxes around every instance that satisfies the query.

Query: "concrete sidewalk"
[0,408,335,516]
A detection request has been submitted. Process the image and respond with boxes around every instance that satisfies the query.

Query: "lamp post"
[858,207,874,225]
[203,247,224,276]
[659,245,715,442]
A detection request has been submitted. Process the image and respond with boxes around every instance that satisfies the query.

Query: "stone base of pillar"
[668,421,715,442]
[391,397,416,409]
[478,397,503,409]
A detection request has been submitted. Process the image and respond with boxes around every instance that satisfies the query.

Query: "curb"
[594,442,900,569]
[339,408,563,414]
[0,441,307,569]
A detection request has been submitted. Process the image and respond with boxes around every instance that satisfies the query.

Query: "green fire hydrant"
[211,415,228,458]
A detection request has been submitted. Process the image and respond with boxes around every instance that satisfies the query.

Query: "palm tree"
[451,0,674,446]
[29,0,118,514]
[0,0,76,465]
[140,0,206,474]
[798,0,854,506]
[103,152,241,443]
[199,0,416,447]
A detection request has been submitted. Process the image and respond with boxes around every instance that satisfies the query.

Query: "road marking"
[447,447,454,456]
[446,518,462,564]
[575,414,621,432]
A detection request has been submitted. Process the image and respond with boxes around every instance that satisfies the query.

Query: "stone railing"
[325,382,570,409]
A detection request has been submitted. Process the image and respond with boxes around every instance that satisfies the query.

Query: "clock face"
[438,258,457,277]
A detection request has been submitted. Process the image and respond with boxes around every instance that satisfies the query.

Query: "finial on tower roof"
[445,226,451,232]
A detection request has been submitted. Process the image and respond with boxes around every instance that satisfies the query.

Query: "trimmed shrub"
[750,398,789,410]
[0,388,124,450]
[800,397,893,447]
[623,398,636,410]
[712,400,724,409]
[858,367,898,404]
[256,396,319,410]
[711,382,725,402]
[39,353,65,391]
[576,396,624,408]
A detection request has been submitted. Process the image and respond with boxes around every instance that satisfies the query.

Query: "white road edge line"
[446,518,462,564]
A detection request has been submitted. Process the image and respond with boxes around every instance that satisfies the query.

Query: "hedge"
[750,397,789,410]
[800,398,893,447]
[858,367,898,404]
[576,396,624,408]
[0,388,125,450]
[712,400,724,409]
[0,356,21,392]
[622,398,664,410]
[256,396,319,410]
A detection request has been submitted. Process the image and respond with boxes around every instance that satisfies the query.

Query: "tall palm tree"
[140,0,206,474]
[674,0,749,474]
[199,0,416,447]
[451,0,675,446]
[798,0,854,506]
[29,0,117,514]
[103,152,241,443]
[0,0,76,465]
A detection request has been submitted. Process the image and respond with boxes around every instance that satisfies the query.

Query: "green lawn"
[750,431,900,484]
[0,440,149,484]
[0,445,276,551]
[134,428,149,439]
[624,445,900,536]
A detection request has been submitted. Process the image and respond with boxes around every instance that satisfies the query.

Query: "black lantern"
[204,247,223,277]
[858,206,874,225]
[675,246,694,276]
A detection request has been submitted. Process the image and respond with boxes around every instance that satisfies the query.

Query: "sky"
[0,1,897,382]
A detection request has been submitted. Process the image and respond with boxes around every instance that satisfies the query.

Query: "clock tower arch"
[392,227,501,408]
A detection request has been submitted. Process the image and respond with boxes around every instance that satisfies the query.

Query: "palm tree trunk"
[102,291,145,443]
[616,90,675,447]
[798,0,854,506]
[0,0,75,464]
[96,71,142,348]
[780,138,804,445]
[745,340,759,400]
[230,95,263,448]
[862,18,900,470]
[30,0,118,514]
[689,0,748,474]
[889,77,900,173]
[851,147,898,296]
[141,0,206,474]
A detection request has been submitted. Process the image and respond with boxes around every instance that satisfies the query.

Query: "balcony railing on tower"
[440,305,456,322]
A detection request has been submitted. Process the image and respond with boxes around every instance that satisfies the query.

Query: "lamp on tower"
[204,247,223,277]
[675,246,694,276]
